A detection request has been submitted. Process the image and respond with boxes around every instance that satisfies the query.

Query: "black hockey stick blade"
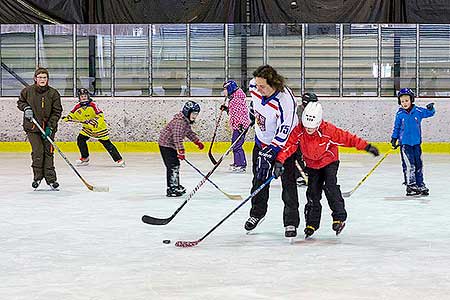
[142,214,173,226]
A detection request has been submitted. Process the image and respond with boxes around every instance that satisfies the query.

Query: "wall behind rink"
[1,97,448,144]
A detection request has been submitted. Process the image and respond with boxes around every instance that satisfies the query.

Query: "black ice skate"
[304,225,316,239]
[166,187,183,197]
[177,185,186,195]
[406,185,421,196]
[418,185,429,196]
[244,216,264,232]
[32,180,41,189]
[285,225,297,238]
[49,182,60,190]
[332,221,346,235]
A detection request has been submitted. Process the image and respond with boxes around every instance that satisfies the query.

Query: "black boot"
[32,180,41,189]
[285,225,297,238]
[244,216,264,231]
[166,187,183,197]
[332,221,346,235]
[419,185,429,196]
[406,184,421,196]
[49,182,59,190]
[304,225,316,238]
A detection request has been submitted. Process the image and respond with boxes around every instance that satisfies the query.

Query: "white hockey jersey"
[249,78,298,152]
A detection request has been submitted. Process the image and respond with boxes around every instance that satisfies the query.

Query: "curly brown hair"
[252,65,285,92]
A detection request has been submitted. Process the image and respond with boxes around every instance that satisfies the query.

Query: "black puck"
[162,239,171,244]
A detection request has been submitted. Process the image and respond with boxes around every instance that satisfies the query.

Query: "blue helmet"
[223,80,239,96]
[182,100,200,120]
[397,88,415,105]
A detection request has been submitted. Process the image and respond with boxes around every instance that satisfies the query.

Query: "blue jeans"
[400,144,424,187]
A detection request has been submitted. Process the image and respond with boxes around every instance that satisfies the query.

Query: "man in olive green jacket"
[17,68,63,189]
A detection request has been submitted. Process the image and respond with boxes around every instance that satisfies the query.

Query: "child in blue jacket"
[391,88,435,196]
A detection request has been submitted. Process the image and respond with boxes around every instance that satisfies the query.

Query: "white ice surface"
[1,152,450,300]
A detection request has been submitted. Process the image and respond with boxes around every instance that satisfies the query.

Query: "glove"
[273,161,284,179]
[195,141,204,150]
[365,144,379,157]
[238,124,245,133]
[390,138,399,149]
[177,149,185,160]
[426,102,434,110]
[220,105,228,113]
[41,127,52,140]
[62,116,69,122]
[24,106,33,121]
[256,146,277,180]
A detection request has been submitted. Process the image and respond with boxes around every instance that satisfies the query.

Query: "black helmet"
[301,92,318,107]
[182,101,200,122]
[77,88,92,105]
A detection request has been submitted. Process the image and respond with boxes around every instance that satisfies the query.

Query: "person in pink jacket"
[221,80,250,172]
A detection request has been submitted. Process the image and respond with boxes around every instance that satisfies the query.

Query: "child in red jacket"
[275,102,379,238]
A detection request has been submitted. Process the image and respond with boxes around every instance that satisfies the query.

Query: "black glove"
[220,104,228,113]
[365,144,379,156]
[273,161,284,179]
[238,124,245,133]
[24,106,33,120]
[256,146,277,180]
[390,138,399,149]
[426,102,435,110]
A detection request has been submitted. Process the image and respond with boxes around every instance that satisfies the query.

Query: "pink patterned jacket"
[158,112,200,151]
[228,88,250,131]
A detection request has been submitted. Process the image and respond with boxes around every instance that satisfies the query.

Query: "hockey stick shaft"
[31,118,109,192]
[184,158,242,200]
[175,175,276,248]
[208,98,227,165]
[342,149,393,198]
[142,127,249,226]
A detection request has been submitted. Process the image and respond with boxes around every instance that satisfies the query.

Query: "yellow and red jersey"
[64,101,109,140]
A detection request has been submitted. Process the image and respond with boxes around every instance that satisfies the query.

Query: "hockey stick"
[142,127,249,226]
[208,97,227,165]
[31,118,109,192]
[175,175,276,248]
[342,149,394,198]
[184,158,242,200]
[295,160,308,185]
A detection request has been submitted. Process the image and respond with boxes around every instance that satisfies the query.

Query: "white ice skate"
[75,157,89,166]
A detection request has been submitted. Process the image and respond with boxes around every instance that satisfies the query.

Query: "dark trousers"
[159,145,180,189]
[27,131,57,184]
[304,160,347,230]
[77,134,122,162]
[400,144,424,187]
[250,144,300,227]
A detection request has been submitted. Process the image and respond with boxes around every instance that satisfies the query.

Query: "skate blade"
[288,237,295,244]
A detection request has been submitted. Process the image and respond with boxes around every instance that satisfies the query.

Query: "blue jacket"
[391,105,435,146]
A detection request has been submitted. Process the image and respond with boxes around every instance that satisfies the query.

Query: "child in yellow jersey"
[62,88,124,167]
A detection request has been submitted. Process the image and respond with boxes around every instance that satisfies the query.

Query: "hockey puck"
[162,239,171,244]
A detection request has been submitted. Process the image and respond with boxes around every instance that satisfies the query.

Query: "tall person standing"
[245,65,300,238]
[17,68,63,189]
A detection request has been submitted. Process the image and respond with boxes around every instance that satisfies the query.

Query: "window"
[419,24,450,96]
[267,24,302,95]
[228,24,263,92]
[381,24,416,96]
[76,25,112,96]
[152,24,187,96]
[38,25,74,96]
[343,24,378,96]
[190,24,225,96]
[114,25,149,96]
[304,24,340,95]
[1,25,35,96]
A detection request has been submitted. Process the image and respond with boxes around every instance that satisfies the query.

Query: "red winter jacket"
[277,121,369,169]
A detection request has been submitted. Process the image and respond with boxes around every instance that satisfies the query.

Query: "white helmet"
[302,102,323,128]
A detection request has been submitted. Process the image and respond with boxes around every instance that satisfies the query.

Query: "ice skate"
[332,220,346,236]
[32,180,41,189]
[115,159,125,167]
[285,225,297,244]
[177,185,186,195]
[75,157,89,166]
[166,187,183,197]
[244,216,264,232]
[304,225,316,239]
[48,182,60,190]
[418,185,429,196]
[232,166,246,173]
[406,185,421,196]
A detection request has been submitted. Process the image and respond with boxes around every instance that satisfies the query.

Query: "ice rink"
[1,151,449,300]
